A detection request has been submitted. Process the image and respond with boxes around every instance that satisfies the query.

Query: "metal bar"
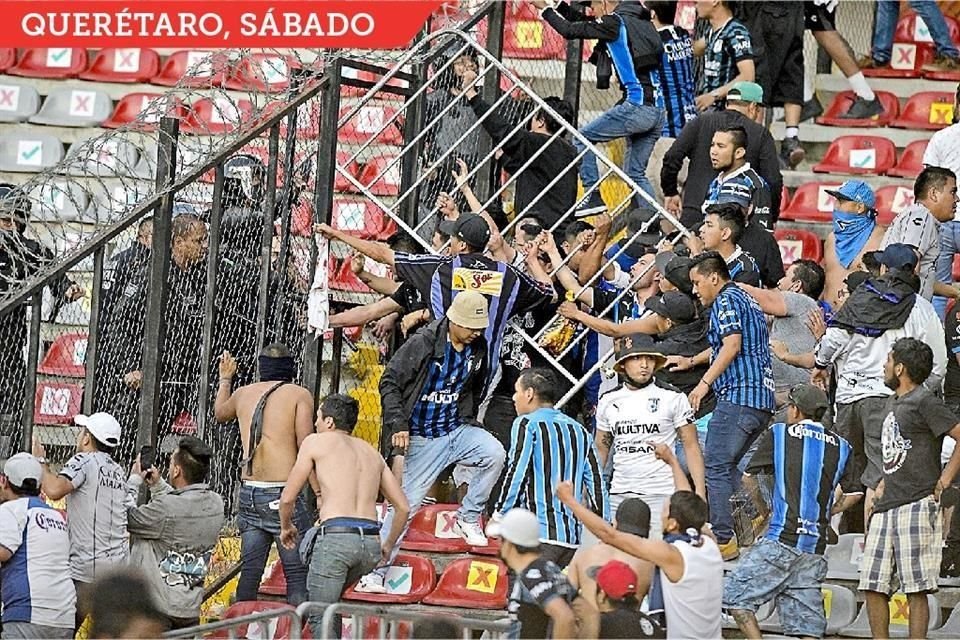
[330,327,344,394]
[137,116,179,451]
[255,125,281,355]
[273,75,304,340]
[0,76,330,316]
[303,62,343,397]
[556,345,615,410]
[477,0,506,202]
[163,609,301,639]
[201,558,240,601]
[197,165,225,439]
[397,60,426,228]
[20,297,41,452]
[82,246,104,413]
[563,39,584,127]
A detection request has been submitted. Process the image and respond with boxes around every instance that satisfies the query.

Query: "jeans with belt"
[306,526,381,639]
[235,484,310,605]
[872,0,960,62]
[935,219,960,319]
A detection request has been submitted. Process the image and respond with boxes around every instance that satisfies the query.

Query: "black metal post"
[330,327,344,394]
[398,60,426,228]
[273,74,304,337]
[197,165,225,439]
[20,297,41,452]
[82,246,104,413]
[138,116,179,450]
[563,40,584,127]
[255,125,281,355]
[303,60,344,397]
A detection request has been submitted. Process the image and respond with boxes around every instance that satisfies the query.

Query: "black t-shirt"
[600,609,665,639]
[945,302,960,405]
[875,387,959,513]
[739,223,786,289]
[389,281,427,315]
[509,558,577,639]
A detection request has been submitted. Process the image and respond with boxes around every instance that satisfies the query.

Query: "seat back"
[338,105,405,146]
[422,557,509,609]
[812,136,897,175]
[896,11,960,44]
[892,91,955,130]
[889,139,929,179]
[29,181,89,222]
[151,50,231,87]
[34,381,84,425]
[0,49,16,72]
[182,97,254,135]
[29,87,112,127]
[817,90,899,126]
[358,155,402,197]
[226,54,298,92]
[773,229,822,265]
[344,553,437,604]
[874,185,917,225]
[501,3,567,59]
[9,48,87,78]
[823,584,858,636]
[400,503,487,553]
[780,182,842,223]
[825,533,864,580]
[38,332,88,377]
[102,92,188,130]
[840,592,941,638]
[342,68,409,101]
[80,48,161,83]
[329,255,373,294]
[0,132,63,172]
[62,138,140,178]
[0,83,41,123]
[211,601,300,639]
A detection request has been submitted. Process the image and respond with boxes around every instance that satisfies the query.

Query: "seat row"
[816,90,955,131]
[863,12,960,81]
[812,136,926,177]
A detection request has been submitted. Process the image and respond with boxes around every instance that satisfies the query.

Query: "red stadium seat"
[8,48,88,79]
[357,155,403,197]
[259,561,287,597]
[181,98,254,135]
[779,182,843,223]
[169,411,198,435]
[329,255,373,294]
[335,152,362,193]
[888,139,928,179]
[338,105,405,146]
[0,49,16,72]
[102,93,188,130]
[344,554,437,604]
[80,48,161,83]
[874,185,917,225]
[815,90,899,127]
[210,601,310,639]
[400,504,496,554]
[34,382,83,425]
[226,54,300,93]
[342,68,409,101]
[891,91,955,130]
[289,196,315,237]
[151,50,231,87]
[863,42,935,78]
[774,229,823,266]
[895,11,960,44]
[423,557,509,609]
[331,197,398,241]
[276,100,322,139]
[812,136,897,175]
[501,4,566,60]
[38,332,87,378]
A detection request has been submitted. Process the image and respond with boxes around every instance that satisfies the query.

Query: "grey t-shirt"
[60,452,129,583]
[771,292,819,393]
[881,203,941,300]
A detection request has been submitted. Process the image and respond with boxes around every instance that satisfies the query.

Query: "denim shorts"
[723,537,828,638]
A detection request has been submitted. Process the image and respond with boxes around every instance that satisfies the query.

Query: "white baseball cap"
[74,412,122,448]
[485,508,541,548]
[3,453,42,487]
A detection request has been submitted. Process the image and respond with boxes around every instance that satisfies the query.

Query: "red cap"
[593,560,638,599]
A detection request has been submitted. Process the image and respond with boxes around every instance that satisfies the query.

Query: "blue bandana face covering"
[832,209,876,269]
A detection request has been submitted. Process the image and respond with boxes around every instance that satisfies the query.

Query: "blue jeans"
[873,0,960,62]
[705,401,772,543]
[378,425,505,568]
[935,220,960,319]
[236,485,311,605]
[573,101,664,200]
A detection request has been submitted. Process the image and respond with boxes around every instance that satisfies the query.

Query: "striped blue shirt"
[496,407,609,546]
[409,342,475,438]
[707,283,775,411]
[657,25,697,137]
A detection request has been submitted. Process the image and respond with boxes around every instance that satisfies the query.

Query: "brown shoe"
[857,54,888,70]
[922,55,960,72]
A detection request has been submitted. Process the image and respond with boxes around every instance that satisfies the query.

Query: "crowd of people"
[4,0,960,639]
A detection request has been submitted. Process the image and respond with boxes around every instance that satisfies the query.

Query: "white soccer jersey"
[596,380,695,496]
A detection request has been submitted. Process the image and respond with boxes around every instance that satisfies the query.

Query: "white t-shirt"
[0,497,76,628]
[923,123,960,219]
[661,537,723,639]
[596,381,694,496]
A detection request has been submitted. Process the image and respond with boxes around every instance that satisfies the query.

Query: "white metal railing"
[301,601,514,639]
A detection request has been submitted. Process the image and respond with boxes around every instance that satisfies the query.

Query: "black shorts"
[804,1,837,32]
[751,3,805,106]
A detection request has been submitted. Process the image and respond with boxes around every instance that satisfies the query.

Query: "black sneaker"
[800,97,823,123]
[839,96,884,120]
[574,191,607,218]
[779,137,805,170]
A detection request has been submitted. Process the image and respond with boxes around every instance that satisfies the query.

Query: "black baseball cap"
[876,243,919,272]
[623,207,662,258]
[615,498,651,538]
[644,291,696,324]
[453,213,491,250]
[844,270,870,293]
[655,251,694,295]
[787,383,829,421]
[437,219,457,237]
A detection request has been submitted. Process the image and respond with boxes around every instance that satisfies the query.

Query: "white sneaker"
[454,518,489,546]
[354,572,387,594]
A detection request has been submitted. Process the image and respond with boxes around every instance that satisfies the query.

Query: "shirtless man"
[279,394,409,635]
[822,180,885,309]
[567,497,654,610]
[214,343,316,605]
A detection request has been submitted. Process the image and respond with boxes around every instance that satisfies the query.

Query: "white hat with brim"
[74,412,122,448]
[485,508,541,547]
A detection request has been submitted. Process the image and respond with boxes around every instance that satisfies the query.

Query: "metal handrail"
[300,601,513,640]
[164,606,303,639]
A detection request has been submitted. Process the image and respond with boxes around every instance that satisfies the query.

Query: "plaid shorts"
[858,496,942,595]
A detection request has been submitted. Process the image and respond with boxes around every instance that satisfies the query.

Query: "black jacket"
[466,94,578,228]
[654,318,716,418]
[379,319,488,436]
[661,109,783,227]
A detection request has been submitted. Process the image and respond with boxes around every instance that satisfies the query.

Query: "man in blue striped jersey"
[723,383,863,639]
[685,252,775,560]
[494,368,609,568]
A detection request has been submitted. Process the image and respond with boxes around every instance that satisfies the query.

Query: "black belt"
[319,526,380,535]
